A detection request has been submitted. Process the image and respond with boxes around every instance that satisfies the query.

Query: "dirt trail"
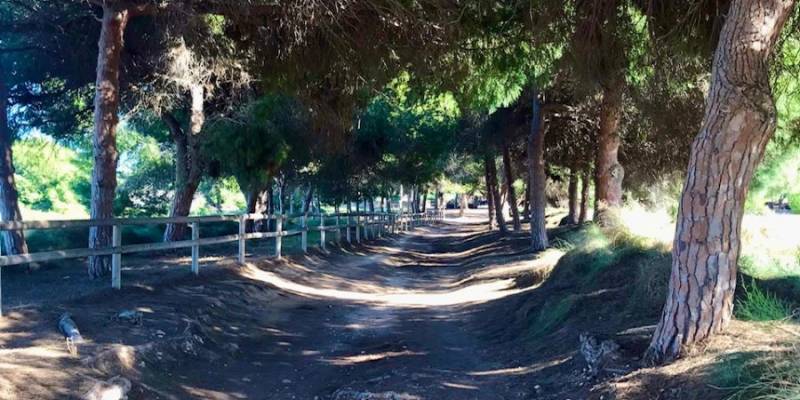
[0,217,559,400]
[162,223,538,399]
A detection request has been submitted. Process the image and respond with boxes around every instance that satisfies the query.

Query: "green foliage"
[205,95,306,198]
[114,127,174,217]
[13,136,90,214]
[726,350,800,400]
[735,280,793,322]
[197,177,245,214]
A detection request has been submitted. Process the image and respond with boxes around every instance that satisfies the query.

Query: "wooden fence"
[0,210,444,317]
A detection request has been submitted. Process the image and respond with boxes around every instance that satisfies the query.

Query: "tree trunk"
[244,187,263,233]
[163,87,205,242]
[460,193,467,217]
[88,6,129,278]
[421,192,427,212]
[594,79,625,226]
[528,88,548,251]
[502,142,521,231]
[0,63,29,258]
[302,186,313,215]
[485,154,507,234]
[579,168,591,223]
[484,167,495,229]
[646,0,795,364]
[522,183,530,220]
[565,167,579,225]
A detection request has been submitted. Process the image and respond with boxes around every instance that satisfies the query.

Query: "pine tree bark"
[594,78,625,226]
[646,0,795,364]
[88,6,129,278]
[163,86,205,242]
[579,168,591,223]
[502,142,522,231]
[565,167,579,225]
[485,154,507,234]
[0,63,29,258]
[528,88,548,250]
[484,166,495,229]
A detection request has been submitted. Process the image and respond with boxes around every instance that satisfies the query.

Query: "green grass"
[735,280,794,322]
[726,349,800,400]
[530,296,576,338]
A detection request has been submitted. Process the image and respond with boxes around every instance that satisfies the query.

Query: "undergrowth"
[727,348,800,400]
[527,224,671,339]
[735,280,794,322]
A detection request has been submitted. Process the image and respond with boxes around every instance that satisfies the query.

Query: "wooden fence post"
[346,215,352,243]
[320,214,327,251]
[112,224,122,289]
[301,215,308,253]
[191,221,200,275]
[276,215,282,259]
[356,215,361,243]
[238,215,246,264]
[335,215,342,244]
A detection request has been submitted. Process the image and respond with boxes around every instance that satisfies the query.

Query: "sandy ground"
[0,211,564,399]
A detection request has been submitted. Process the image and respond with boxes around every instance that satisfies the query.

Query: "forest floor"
[0,210,796,399]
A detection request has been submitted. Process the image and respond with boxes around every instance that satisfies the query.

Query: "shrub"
[735,280,793,322]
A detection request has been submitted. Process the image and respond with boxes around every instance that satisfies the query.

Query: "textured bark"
[527,89,548,251]
[485,154,507,234]
[0,63,29,257]
[579,168,591,223]
[594,79,625,226]
[302,186,313,215]
[646,0,795,364]
[501,143,521,231]
[88,6,129,278]
[565,167,579,225]
[163,87,205,242]
[484,166,495,229]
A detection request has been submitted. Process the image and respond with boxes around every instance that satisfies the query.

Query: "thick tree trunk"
[88,6,129,278]
[528,88,548,250]
[594,79,625,226]
[0,64,29,258]
[501,142,521,231]
[421,192,427,212]
[565,167,579,225]
[646,0,795,364]
[460,193,467,217]
[485,154,507,234]
[579,168,591,223]
[163,88,205,242]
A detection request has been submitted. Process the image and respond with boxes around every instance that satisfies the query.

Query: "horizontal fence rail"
[0,210,445,316]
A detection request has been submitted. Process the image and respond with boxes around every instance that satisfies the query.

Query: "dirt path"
[1,217,559,400]
[154,224,536,399]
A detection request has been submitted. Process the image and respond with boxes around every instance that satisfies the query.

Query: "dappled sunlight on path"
[242,263,535,307]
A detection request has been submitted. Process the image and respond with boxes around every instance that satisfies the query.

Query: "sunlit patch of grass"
[735,280,793,322]
[727,348,800,400]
